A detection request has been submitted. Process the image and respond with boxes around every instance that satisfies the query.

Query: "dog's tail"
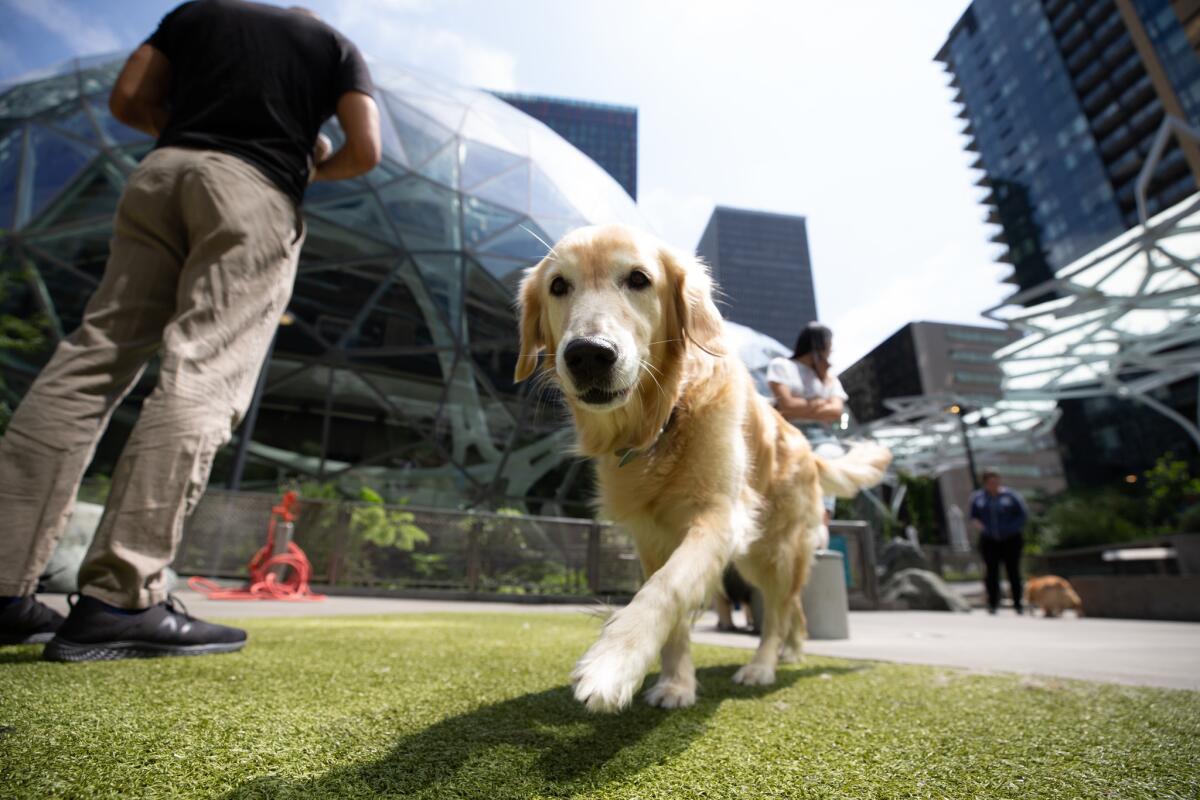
[816,441,892,498]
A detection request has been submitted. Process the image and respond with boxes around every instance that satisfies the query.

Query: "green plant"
[898,471,941,544]
[1143,453,1200,532]
[0,264,50,435]
[1037,488,1142,550]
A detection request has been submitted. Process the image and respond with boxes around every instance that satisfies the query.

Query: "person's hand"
[314,133,333,164]
[970,518,984,531]
[309,133,333,182]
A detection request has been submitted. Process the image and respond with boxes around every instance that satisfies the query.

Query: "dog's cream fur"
[515,224,891,712]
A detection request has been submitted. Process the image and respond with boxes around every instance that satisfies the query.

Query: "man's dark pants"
[980,534,1024,611]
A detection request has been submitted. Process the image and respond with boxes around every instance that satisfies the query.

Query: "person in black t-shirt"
[0,1,381,661]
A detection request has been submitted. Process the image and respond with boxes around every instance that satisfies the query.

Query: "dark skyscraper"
[695,206,817,348]
[937,0,1200,296]
[937,0,1200,486]
[492,92,638,199]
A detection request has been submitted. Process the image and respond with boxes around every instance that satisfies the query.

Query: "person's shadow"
[222,662,867,799]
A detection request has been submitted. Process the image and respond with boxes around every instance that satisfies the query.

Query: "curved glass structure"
[0,55,646,512]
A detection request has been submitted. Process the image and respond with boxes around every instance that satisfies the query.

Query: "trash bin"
[801,549,849,640]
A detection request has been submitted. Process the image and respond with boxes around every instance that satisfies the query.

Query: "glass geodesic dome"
[0,54,647,511]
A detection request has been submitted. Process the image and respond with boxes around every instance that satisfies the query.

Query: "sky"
[0,0,1012,372]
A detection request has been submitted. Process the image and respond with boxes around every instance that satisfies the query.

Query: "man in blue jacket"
[969,469,1029,615]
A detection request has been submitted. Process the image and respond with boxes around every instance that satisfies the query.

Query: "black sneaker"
[0,596,65,645]
[43,595,247,662]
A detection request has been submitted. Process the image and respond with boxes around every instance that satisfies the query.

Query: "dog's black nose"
[563,337,618,385]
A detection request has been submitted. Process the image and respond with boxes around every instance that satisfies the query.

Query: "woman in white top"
[766,322,848,532]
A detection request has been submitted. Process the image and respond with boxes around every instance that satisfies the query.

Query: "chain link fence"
[175,490,643,600]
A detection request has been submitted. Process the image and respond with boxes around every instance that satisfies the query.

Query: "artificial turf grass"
[0,613,1197,800]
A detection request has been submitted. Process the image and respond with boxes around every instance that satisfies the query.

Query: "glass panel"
[460,107,522,154]
[378,176,462,251]
[298,215,395,267]
[462,196,521,248]
[392,91,466,133]
[307,191,402,248]
[304,177,369,206]
[411,253,464,337]
[0,128,23,230]
[528,215,582,245]
[465,260,520,394]
[459,139,525,189]
[25,125,97,226]
[473,222,551,263]
[23,224,110,285]
[466,95,534,155]
[84,96,153,146]
[78,62,122,96]
[387,95,454,167]
[0,72,80,118]
[30,159,126,231]
[529,163,581,220]
[470,162,529,213]
[376,103,408,169]
[46,107,100,145]
[475,254,531,283]
[414,140,458,189]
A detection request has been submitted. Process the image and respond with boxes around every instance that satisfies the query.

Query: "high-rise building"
[492,92,638,199]
[936,0,1200,486]
[695,206,817,348]
[840,321,1066,540]
[937,0,1200,296]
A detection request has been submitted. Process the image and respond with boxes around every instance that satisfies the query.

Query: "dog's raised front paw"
[644,680,697,709]
[732,662,776,686]
[778,645,804,664]
[571,640,646,713]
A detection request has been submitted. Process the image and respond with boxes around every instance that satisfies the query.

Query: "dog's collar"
[614,408,678,467]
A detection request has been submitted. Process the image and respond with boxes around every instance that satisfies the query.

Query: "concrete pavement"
[40,591,1200,692]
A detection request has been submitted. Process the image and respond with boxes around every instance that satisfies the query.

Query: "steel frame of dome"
[854,116,1200,478]
[0,54,646,510]
[984,116,1200,452]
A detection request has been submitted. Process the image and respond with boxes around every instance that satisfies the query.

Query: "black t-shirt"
[146,0,374,203]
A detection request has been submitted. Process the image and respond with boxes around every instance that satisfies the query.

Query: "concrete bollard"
[802,549,850,640]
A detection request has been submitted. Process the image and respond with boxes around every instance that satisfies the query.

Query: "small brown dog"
[1024,575,1084,618]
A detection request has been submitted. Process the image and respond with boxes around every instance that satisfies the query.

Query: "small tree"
[1143,453,1200,533]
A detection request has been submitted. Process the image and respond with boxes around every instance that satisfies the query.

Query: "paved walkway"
[41,591,1200,692]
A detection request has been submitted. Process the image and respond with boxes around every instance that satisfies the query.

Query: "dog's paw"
[778,645,804,664]
[644,680,697,709]
[571,641,646,713]
[732,662,777,686]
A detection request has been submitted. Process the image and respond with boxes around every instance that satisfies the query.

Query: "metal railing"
[174,490,643,601]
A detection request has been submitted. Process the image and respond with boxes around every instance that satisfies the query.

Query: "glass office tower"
[937,0,1200,295]
[695,206,818,349]
[492,92,638,200]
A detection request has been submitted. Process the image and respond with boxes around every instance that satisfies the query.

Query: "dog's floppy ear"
[513,263,546,382]
[660,245,724,355]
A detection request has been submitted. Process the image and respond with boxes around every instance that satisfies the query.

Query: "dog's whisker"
[519,224,559,262]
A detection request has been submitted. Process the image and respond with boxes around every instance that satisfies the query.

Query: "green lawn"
[1,613,1197,800]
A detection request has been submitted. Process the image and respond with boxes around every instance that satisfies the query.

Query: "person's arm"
[1010,490,1029,530]
[969,493,985,530]
[109,44,171,137]
[312,91,381,182]
[769,382,844,423]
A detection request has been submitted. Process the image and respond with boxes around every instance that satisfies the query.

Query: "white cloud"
[7,0,121,57]
[638,186,715,252]
[331,4,517,91]
[829,240,1012,374]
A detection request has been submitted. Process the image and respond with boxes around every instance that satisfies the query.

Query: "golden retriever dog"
[514,224,891,712]
[1024,575,1083,618]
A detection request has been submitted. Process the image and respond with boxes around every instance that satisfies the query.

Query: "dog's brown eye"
[549,276,570,297]
[627,270,651,290]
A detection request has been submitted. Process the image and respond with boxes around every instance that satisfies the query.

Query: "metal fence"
[175,490,643,600]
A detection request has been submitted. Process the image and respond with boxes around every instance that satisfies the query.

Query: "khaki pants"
[0,147,302,608]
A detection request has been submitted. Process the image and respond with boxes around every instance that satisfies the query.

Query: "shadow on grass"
[0,649,42,665]
[223,663,868,799]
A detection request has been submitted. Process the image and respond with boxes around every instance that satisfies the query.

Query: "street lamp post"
[948,404,981,491]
